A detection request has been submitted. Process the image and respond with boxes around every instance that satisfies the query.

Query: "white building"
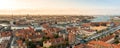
[11,26,30,30]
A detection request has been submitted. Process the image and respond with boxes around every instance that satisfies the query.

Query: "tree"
[54,34,59,38]
[65,41,69,46]
[43,36,50,41]
[27,41,36,48]
[49,46,55,48]
[115,35,119,39]
[37,40,43,46]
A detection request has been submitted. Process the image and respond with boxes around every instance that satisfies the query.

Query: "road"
[84,25,120,43]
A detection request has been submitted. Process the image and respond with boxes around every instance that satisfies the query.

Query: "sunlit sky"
[0,0,120,15]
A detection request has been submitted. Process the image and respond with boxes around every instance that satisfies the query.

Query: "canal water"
[91,16,111,22]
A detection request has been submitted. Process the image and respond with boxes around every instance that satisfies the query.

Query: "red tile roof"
[88,41,120,48]
[99,35,115,42]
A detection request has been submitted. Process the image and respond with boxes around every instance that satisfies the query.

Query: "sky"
[0,0,120,15]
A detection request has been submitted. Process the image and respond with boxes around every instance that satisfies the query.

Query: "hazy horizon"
[0,0,120,15]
